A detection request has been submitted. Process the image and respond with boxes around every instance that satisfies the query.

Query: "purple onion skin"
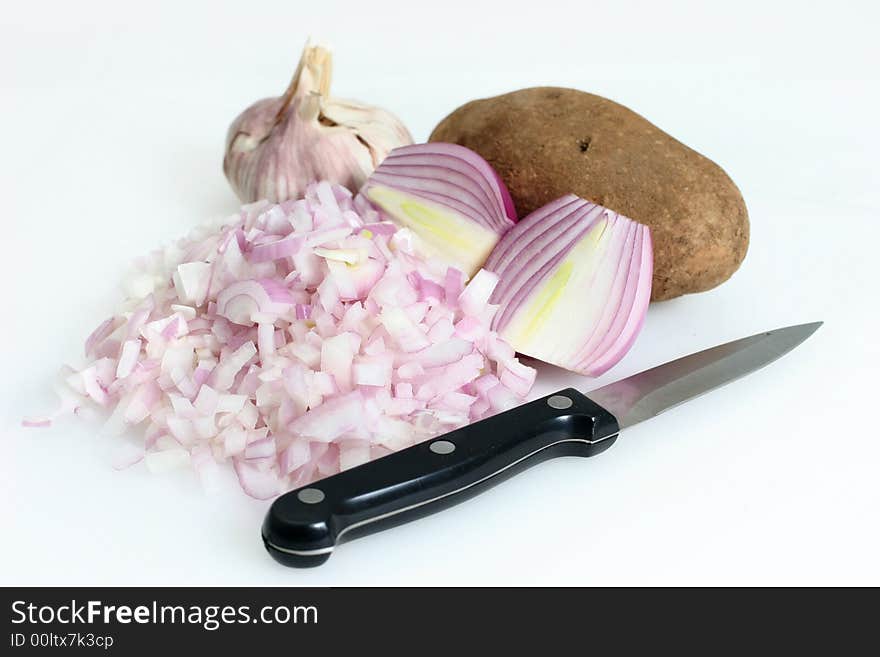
[493,170,517,221]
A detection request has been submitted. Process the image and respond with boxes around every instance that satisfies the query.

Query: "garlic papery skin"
[223,44,413,203]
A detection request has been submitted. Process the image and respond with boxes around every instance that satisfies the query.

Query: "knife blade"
[587,321,823,428]
[263,321,822,567]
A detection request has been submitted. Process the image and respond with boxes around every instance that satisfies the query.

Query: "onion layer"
[486,195,652,377]
[358,143,516,278]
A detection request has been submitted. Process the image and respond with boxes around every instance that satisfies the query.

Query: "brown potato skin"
[429,87,749,301]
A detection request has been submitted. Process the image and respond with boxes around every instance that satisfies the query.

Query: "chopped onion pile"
[30,182,535,498]
[359,143,517,278]
[486,195,652,377]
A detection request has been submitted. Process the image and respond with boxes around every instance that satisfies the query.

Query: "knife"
[262,321,821,567]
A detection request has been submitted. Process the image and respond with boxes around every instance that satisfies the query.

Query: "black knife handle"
[262,388,619,567]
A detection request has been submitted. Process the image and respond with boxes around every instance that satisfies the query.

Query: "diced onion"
[30,181,535,498]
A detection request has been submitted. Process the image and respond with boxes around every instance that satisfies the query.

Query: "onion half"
[486,195,652,377]
[358,143,516,278]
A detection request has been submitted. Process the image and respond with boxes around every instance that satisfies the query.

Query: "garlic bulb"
[223,44,413,203]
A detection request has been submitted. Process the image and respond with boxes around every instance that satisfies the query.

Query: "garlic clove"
[224,43,413,204]
[321,99,415,168]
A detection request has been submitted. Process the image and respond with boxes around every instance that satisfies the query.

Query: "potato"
[429,87,749,301]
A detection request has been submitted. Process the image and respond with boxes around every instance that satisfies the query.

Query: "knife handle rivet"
[547,395,573,410]
[297,488,325,504]
[429,440,456,455]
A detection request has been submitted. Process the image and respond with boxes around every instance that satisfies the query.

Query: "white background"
[2,0,878,586]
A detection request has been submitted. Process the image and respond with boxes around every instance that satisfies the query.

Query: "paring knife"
[262,322,822,567]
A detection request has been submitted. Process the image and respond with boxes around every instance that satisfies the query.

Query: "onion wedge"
[359,143,516,277]
[486,195,652,377]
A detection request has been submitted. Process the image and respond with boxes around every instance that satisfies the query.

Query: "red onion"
[28,181,535,499]
[358,143,516,277]
[486,195,653,377]
[216,279,295,326]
